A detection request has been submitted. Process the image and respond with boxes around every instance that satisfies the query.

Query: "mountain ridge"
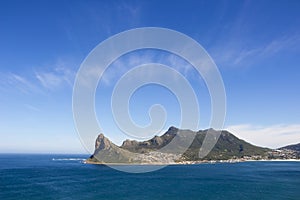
[280,143,300,152]
[88,127,278,164]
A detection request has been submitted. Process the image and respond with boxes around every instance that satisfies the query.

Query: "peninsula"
[86,127,300,165]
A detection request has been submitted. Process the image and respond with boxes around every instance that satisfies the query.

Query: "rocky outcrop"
[95,134,113,150]
[89,134,135,163]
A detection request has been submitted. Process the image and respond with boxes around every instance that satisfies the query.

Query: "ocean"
[0,154,299,200]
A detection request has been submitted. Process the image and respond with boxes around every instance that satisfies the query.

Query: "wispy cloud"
[207,0,300,68]
[24,104,41,112]
[35,65,75,90]
[96,50,199,87]
[0,60,76,94]
[226,124,300,149]
[0,72,41,94]
[116,1,141,22]
[212,33,300,67]
[33,59,76,91]
[261,34,300,56]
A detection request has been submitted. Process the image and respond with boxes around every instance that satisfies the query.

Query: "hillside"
[87,127,270,164]
[182,129,269,160]
[280,143,300,152]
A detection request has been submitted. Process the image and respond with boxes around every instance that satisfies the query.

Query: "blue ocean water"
[0,154,300,200]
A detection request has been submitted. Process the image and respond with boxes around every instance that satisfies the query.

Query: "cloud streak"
[212,33,300,67]
[0,61,76,94]
[97,50,200,87]
[226,124,300,149]
[0,72,41,94]
[35,66,75,90]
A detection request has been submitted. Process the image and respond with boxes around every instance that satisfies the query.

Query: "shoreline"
[84,159,300,166]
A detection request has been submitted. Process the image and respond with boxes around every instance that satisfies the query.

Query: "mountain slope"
[121,127,269,161]
[182,130,269,160]
[88,127,270,164]
[280,143,300,152]
[89,134,135,163]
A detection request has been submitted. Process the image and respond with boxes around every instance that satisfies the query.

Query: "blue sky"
[0,0,300,153]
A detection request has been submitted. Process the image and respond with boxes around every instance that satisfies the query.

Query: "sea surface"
[0,154,300,200]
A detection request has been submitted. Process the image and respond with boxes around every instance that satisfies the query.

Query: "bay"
[0,154,299,200]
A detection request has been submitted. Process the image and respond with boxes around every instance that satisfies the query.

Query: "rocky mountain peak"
[95,133,112,150]
[168,126,179,133]
[122,139,138,147]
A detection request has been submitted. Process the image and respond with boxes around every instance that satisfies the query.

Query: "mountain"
[280,143,300,152]
[88,134,135,163]
[87,127,270,164]
[182,129,269,160]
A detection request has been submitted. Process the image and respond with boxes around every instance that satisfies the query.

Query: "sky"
[0,0,300,153]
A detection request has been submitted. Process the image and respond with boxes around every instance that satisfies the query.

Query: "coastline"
[84,158,300,166]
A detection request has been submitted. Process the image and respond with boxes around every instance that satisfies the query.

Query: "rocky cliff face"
[90,134,135,163]
[95,134,113,150]
[120,127,178,153]
[88,127,270,164]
